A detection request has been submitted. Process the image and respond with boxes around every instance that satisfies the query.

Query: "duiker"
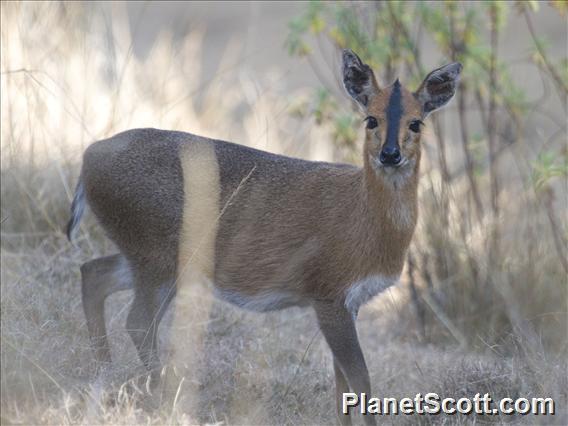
[67,49,461,425]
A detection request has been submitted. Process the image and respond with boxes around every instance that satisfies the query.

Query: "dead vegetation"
[1,2,566,425]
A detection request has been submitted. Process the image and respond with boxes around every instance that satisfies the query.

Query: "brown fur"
[68,49,461,425]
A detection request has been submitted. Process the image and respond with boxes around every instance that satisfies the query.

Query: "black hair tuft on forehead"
[385,79,404,146]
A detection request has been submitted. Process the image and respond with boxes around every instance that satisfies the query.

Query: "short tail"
[66,177,86,241]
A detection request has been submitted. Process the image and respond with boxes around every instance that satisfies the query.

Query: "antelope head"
[342,49,462,184]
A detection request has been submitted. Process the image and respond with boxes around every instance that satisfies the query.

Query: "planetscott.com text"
[342,392,555,416]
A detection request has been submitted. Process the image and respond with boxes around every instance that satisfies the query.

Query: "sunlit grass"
[1,2,566,425]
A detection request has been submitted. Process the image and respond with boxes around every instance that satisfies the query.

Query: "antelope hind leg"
[81,254,133,368]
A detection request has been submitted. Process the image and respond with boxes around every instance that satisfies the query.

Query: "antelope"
[67,49,461,425]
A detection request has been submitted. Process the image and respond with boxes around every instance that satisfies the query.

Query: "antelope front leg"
[314,301,375,426]
[333,359,352,425]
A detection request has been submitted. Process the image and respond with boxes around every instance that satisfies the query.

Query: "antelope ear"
[341,49,380,110]
[415,62,462,117]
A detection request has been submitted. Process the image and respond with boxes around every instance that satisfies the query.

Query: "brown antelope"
[67,49,461,424]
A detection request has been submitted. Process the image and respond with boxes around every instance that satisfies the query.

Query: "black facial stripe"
[385,79,403,149]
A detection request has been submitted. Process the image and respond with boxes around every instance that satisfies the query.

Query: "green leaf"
[531,151,568,191]
[526,0,540,12]
[310,15,325,34]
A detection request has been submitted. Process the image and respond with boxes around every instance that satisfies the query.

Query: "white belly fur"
[215,275,398,314]
[344,274,399,314]
[214,288,307,312]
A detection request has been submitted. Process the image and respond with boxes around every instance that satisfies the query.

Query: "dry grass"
[1,2,567,425]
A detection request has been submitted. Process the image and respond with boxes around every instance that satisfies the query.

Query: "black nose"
[379,146,401,165]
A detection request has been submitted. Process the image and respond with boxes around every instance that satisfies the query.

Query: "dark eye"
[365,116,378,129]
[409,120,423,133]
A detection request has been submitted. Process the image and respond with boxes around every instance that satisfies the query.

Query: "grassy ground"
[2,227,566,425]
[1,3,566,425]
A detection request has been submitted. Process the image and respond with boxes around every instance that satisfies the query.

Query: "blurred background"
[1,1,566,424]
